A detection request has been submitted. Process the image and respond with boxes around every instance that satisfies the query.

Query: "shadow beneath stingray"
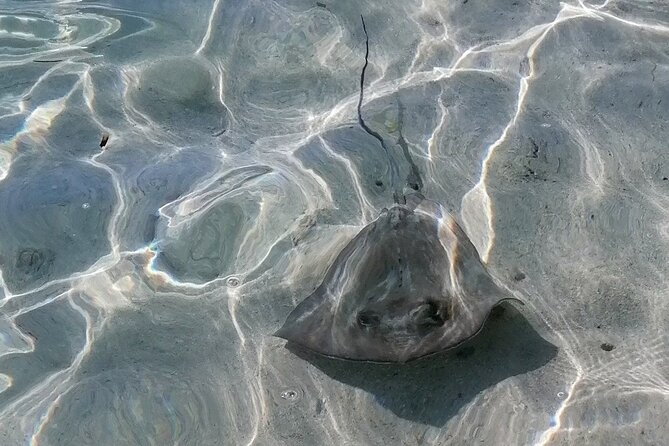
[287,302,557,427]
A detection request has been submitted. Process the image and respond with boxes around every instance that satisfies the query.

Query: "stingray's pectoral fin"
[273,309,324,343]
[444,219,518,308]
[273,324,295,340]
[497,296,526,307]
[273,291,336,356]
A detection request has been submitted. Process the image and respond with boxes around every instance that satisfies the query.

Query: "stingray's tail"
[357,16,423,202]
[358,15,401,202]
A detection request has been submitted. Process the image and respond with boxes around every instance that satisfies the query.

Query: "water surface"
[0,0,668,445]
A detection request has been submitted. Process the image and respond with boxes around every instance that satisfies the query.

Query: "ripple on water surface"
[1,0,669,445]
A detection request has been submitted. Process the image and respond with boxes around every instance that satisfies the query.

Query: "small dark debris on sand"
[316,2,327,7]
[600,343,615,352]
[100,132,110,148]
[513,271,526,281]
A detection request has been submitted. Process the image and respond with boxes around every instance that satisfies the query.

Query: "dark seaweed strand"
[358,15,400,201]
[396,99,424,192]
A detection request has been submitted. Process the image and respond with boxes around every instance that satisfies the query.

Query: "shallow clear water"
[0,0,668,444]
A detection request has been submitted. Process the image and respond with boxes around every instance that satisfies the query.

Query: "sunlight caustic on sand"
[1,0,669,444]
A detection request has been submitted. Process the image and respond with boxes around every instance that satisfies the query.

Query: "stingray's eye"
[412,301,449,328]
[357,311,380,328]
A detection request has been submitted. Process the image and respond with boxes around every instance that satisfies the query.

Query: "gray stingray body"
[275,194,519,363]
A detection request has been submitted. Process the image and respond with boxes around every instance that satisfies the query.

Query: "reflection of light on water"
[0,93,72,181]
[22,98,67,136]
[461,4,595,262]
[0,10,120,180]
[26,296,96,446]
[113,275,135,293]
[0,149,11,181]
[0,267,7,299]
[158,393,182,442]
[0,15,39,22]
[196,0,223,54]
[0,12,119,57]
[1,0,669,444]
[0,30,36,39]
[0,374,11,393]
[144,244,176,285]
[535,370,583,446]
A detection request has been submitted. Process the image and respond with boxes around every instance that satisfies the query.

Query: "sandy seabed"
[0,0,668,445]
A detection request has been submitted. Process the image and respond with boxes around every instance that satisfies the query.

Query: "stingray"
[275,193,521,363]
[274,17,522,363]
